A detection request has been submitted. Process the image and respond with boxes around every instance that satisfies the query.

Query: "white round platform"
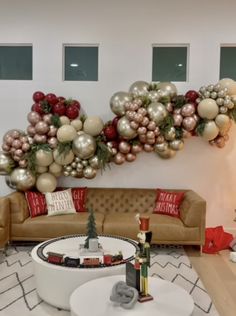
[70,275,194,316]
[31,235,138,310]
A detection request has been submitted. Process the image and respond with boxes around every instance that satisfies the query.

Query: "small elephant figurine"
[110,281,139,309]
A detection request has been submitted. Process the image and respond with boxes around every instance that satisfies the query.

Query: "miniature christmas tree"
[84,208,98,249]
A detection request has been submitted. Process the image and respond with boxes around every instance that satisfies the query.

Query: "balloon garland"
[0,78,236,192]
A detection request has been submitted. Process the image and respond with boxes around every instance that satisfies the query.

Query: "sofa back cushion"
[8,191,29,223]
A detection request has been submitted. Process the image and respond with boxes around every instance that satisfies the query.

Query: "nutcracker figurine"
[135,214,153,302]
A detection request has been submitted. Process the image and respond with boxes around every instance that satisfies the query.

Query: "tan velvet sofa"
[0,188,206,248]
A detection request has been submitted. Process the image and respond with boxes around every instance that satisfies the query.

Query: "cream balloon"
[35,165,48,174]
[57,125,77,142]
[147,102,168,126]
[36,172,57,193]
[117,116,137,140]
[110,91,132,116]
[60,116,71,125]
[53,149,75,165]
[6,168,36,191]
[202,121,219,141]
[35,149,53,167]
[197,98,219,119]
[215,114,230,136]
[70,119,83,131]
[129,81,149,97]
[72,134,97,159]
[83,116,104,136]
[156,82,178,98]
[218,78,236,95]
[49,162,63,175]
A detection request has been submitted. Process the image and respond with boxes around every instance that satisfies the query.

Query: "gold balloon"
[6,168,36,191]
[164,127,176,141]
[156,148,176,159]
[83,166,97,179]
[154,142,169,153]
[156,82,178,98]
[147,102,168,126]
[72,133,97,159]
[129,81,149,97]
[110,91,132,116]
[202,121,219,141]
[169,139,184,151]
[89,155,101,169]
[36,172,57,193]
[0,151,15,175]
[117,116,137,140]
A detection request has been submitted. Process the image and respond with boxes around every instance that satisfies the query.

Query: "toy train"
[47,251,124,267]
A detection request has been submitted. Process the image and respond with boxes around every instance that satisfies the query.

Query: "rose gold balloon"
[166,102,173,112]
[173,108,181,115]
[130,103,139,111]
[34,134,47,143]
[35,121,49,135]
[43,114,52,124]
[12,139,22,149]
[156,135,165,144]
[130,121,139,130]
[137,127,147,135]
[22,143,30,152]
[2,143,10,152]
[138,107,147,116]
[181,103,195,117]
[111,148,117,155]
[48,125,58,137]
[27,125,36,136]
[10,147,16,155]
[13,155,21,162]
[20,136,28,143]
[131,144,143,154]
[11,130,21,139]
[215,136,225,148]
[154,127,160,136]
[113,152,125,165]
[173,114,183,127]
[126,111,136,121]
[139,135,147,143]
[146,131,155,139]
[126,153,136,162]
[119,141,131,154]
[124,102,132,111]
[5,136,14,146]
[193,114,199,123]
[141,117,149,126]
[147,121,156,131]
[134,113,143,124]
[146,138,155,145]
[143,144,154,152]
[27,111,41,125]
[15,149,23,157]
[182,116,197,131]
[19,159,28,168]
[48,137,58,149]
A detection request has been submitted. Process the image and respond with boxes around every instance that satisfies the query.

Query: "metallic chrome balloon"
[72,133,97,159]
[129,81,149,97]
[181,103,195,117]
[147,102,168,126]
[0,151,15,175]
[117,116,137,140]
[147,90,161,102]
[83,166,97,179]
[169,139,184,151]
[156,82,178,98]
[110,91,132,117]
[5,168,36,191]
[156,148,177,159]
[164,127,176,141]
[89,155,101,169]
[182,116,197,131]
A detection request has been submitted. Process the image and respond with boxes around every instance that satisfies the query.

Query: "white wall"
[0,0,236,232]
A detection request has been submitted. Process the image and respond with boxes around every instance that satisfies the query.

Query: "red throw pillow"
[25,191,47,218]
[153,189,185,218]
[71,187,87,212]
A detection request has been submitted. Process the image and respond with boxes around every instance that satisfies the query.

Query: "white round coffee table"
[70,275,194,316]
[31,235,138,310]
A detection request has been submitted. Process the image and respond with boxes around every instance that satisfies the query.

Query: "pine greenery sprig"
[80,115,87,123]
[175,127,184,140]
[57,141,72,157]
[196,119,207,136]
[159,114,174,133]
[159,96,171,104]
[40,100,52,113]
[229,108,236,122]
[137,96,151,106]
[172,95,186,108]
[26,143,51,173]
[96,140,112,171]
[51,114,61,128]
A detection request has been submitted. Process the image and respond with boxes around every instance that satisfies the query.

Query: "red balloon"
[52,101,66,116]
[70,100,81,110]
[45,93,58,106]
[66,105,79,119]
[185,90,199,103]
[31,103,44,114]
[112,116,119,128]
[103,125,118,141]
[33,91,45,103]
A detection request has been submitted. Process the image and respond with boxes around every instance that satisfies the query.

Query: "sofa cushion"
[45,189,76,216]
[71,187,87,212]
[25,191,47,218]
[153,189,185,218]
[11,212,105,240]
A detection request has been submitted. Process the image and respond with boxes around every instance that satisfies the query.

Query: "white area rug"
[0,244,219,316]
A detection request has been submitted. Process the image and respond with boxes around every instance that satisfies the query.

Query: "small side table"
[0,197,10,251]
[70,275,194,316]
